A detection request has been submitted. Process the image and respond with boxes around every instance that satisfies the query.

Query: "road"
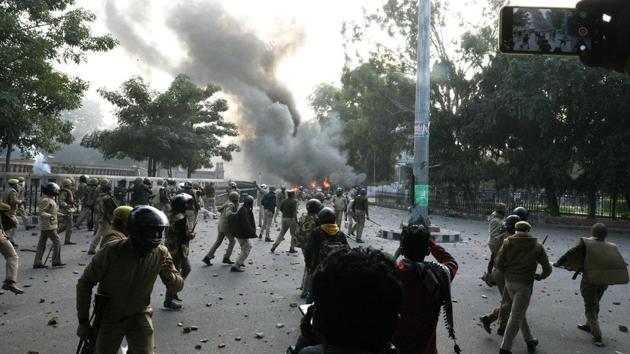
[1,204,629,354]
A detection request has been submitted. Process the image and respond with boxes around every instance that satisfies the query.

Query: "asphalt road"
[1,204,629,354]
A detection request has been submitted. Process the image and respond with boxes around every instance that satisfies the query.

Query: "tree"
[82,75,239,177]
[0,0,117,169]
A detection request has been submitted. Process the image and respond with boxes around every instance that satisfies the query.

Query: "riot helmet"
[127,206,169,256]
[513,207,529,221]
[171,193,193,214]
[79,175,88,183]
[184,181,193,189]
[243,195,255,208]
[228,191,240,203]
[143,178,152,186]
[503,215,521,235]
[314,192,326,202]
[41,182,60,196]
[306,199,323,214]
[317,207,336,225]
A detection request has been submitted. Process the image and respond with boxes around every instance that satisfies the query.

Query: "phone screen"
[500,6,591,56]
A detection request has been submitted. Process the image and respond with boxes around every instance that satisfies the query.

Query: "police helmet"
[184,181,193,189]
[171,193,193,213]
[8,178,19,186]
[230,181,238,188]
[62,178,72,187]
[513,207,529,221]
[228,191,240,203]
[88,177,98,186]
[17,176,24,183]
[143,178,152,186]
[306,199,323,214]
[41,182,60,196]
[317,207,336,225]
[243,195,255,208]
[260,184,267,189]
[79,175,88,183]
[503,214,521,234]
[314,192,326,202]
[127,206,169,253]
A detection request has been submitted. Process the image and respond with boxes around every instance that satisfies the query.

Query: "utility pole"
[411,0,431,221]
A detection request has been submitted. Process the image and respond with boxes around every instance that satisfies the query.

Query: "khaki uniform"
[76,239,184,354]
[205,201,237,260]
[352,195,369,241]
[99,229,127,249]
[2,188,20,243]
[273,190,287,224]
[0,223,19,282]
[34,196,61,266]
[58,187,76,243]
[272,198,298,251]
[165,212,193,303]
[89,193,117,253]
[557,237,629,339]
[495,231,552,352]
[77,185,98,230]
[331,195,347,228]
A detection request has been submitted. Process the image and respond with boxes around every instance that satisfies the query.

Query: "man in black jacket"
[232,196,257,272]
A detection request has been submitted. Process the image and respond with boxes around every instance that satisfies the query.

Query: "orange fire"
[309,180,317,189]
[322,177,330,190]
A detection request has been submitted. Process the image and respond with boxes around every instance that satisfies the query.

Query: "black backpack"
[318,234,350,262]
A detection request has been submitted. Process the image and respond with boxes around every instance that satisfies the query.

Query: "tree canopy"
[0,0,117,168]
[82,74,240,177]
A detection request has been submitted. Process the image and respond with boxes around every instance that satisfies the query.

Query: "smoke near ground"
[102,0,365,186]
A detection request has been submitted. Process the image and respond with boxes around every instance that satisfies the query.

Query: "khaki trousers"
[165,249,190,303]
[334,210,344,228]
[355,210,366,240]
[61,213,73,243]
[89,221,111,253]
[580,279,608,339]
[483,269,511,330]
[235,238,252,266]
[261,210,274,238]
[34,229,61,266]
[0,232,18,282]
[96,313,155,354]
[205,231,235,260]
[500,281,534,351]
[272,218,297,250]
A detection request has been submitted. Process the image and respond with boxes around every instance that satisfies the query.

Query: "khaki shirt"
[59,188,75,212]
[38,196,58,231]
[76,239,184,323]
[3,188,20,216]
[99,229,127,248]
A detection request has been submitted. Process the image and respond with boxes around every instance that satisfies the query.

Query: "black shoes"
[288,249,298,254]
[356,239,364,243]
[52,263,66,268]
[33,264,48,269]
[526,338,538,353]
[222,258,234,265]
[499,349,511,354]
[164,301,182,310]
[264,238,273,242]
[480,316,492,334]
[577,324,591,332]
[202,256,212,266]
[87,251,96,255]
[592,336,605,347]
[64,241,77,245]
[230,266,244,272]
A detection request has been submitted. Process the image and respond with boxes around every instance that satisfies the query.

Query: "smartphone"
[499,6,592,56]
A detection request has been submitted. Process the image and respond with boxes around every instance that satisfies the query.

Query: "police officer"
[331,187,347,229]
[164,193,196,310]
[113,179,128,206]
[260,186,277,241]
[203,182,216,213]
[130,177,150,207]
[58,178,78,245]
[76,206,184,354]
[274,186,287,224]
[15,176,33,230]
[88,185,117,255]
[0,202,23,294]
[295,199,322,298]
[255,182,268,226]
[352,189,369,243]
[99,206,133,248]
[76,178,99,231]
[2,179,21,247]
[33,182,65,268]
[182,181,200,225]
[202,191,239,266]
[271,191,298,254]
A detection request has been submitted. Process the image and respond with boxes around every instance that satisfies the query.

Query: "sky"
[63,0,578,129]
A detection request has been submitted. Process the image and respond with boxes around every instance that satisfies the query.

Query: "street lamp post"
[411,0,431,222]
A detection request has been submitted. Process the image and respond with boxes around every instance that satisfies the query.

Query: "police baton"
[367,218,382,227]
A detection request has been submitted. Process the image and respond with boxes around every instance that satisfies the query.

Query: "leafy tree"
[82,75,239,177]
[0,0,117,169]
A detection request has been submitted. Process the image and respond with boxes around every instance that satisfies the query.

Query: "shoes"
[222,258,234,265]
[288,249,298,254]
[482,273,495,287]
[577,324,591,333]
[52,263,66,268]
[497,327,505,336]
[526,338,538,353]
[264,238,273,242]
[64,241,77,245]
[230,266,244,272]
[87,251,96,255]
[33,264,48,269]
[270,247,276,254]
[2,281,24,295]
[164,301,182,310]
[258,234,262,239]
[499,349,511,354]
[480,316,492,334]
[25,226,35,230]
[356,239,364,243]
[173,294,183,302]
[592,336,605,347]
[202,256,212,266]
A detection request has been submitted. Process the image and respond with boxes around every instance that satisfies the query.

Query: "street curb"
[379,229,461,243]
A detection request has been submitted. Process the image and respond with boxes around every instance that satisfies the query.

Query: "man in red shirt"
[392,225,460,354]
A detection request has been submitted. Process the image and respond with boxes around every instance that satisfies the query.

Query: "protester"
[392,225,460,354]
[231,195,257,272]
[289,247,401,354]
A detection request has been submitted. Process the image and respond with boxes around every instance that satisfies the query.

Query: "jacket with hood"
[304,224,348,272]
[495,231,552,285]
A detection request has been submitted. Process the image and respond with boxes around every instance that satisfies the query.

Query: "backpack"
[318,234,350,263]
[294,214,315,249]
